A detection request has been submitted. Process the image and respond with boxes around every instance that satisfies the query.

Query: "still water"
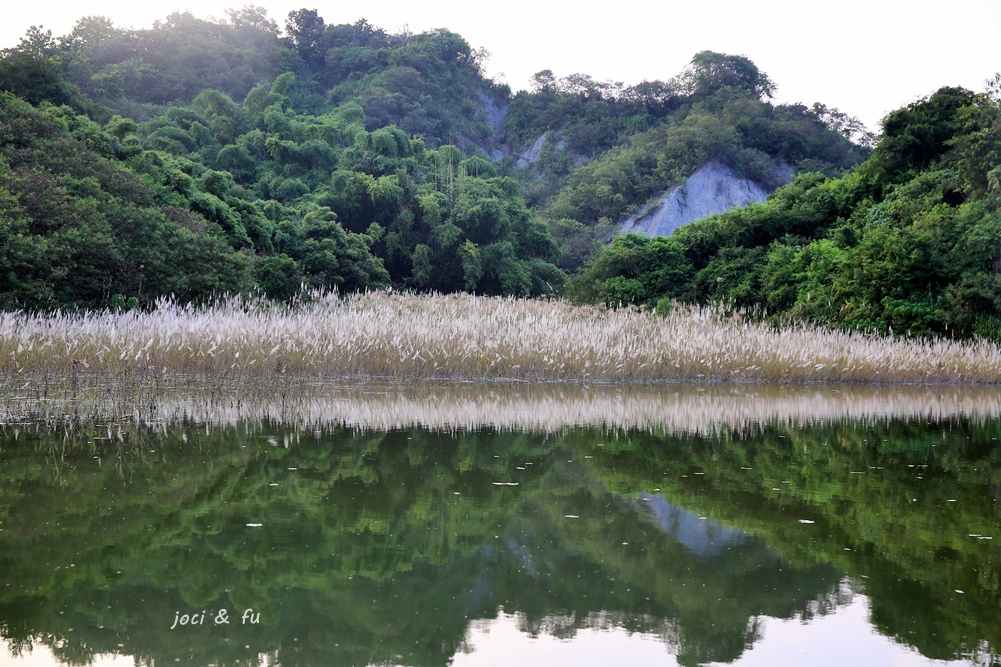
[0,383,998,666]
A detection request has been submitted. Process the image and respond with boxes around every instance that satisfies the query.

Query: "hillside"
[10,8,994,342]
[570,85,1001,339]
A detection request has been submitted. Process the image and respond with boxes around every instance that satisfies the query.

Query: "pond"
[0,383,998,666]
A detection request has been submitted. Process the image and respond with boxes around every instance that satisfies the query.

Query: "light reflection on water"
[0,645,135,667]
[1,597,974,667]
[454,596,971,667]
[707,592,971,667]
[0,383,998,667]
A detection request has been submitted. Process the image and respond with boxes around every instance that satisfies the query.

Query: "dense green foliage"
[492,54,869,272]
[1,10,503,147]
[513,58,867,216]
[0,92,251,307]
[572,85,1001,338]
[0,69,560,306]
[10,7,997,338]
[0,10,562,307]
[0,11,872,309]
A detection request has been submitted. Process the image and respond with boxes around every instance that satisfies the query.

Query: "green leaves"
[571,85,1001,340]
[567,234,693,307]
[683,51,776,101]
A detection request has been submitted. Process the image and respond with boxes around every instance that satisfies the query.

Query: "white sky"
[2,0,1000,132]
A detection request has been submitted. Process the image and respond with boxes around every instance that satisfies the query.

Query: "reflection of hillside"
[451,464,842,667]
[575,419,1001,662]
[639,493,753,556]
[0,424,842,667]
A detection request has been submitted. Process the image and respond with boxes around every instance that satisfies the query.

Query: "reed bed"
[1,291,1001,393]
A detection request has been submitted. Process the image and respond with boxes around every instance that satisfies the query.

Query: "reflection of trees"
[573,419,1001,661]
[0,418,997,665]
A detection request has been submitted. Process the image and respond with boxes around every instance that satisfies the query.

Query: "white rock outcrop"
[619,161,790,238]
[478,90,508,161]
[516,132,550,168]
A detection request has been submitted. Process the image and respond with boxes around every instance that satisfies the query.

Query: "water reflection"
[9,381,1001,433]
[0,384,998,666]
[639,494,753,556]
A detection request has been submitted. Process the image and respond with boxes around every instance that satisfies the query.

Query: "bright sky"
[3,0,1000,132]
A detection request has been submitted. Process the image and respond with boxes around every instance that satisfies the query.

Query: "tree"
[226,5,279,34]
[0,51,81,107]
[60,16,118,51]
[866,86,976,189]
[530,69,557,94]
[681,51,775,101]
[10,25,56,57]
[285,8,326,68]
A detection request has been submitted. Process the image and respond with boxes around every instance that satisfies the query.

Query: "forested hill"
[0,7,954,331]
[1,9,507,150]
[571,85,1001,339]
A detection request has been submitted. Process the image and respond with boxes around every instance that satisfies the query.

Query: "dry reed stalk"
[0,291,1000,391]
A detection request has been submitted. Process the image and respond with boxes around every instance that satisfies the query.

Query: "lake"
[0,383,998,666]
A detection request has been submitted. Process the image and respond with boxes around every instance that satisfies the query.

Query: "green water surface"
[0,402,998,666]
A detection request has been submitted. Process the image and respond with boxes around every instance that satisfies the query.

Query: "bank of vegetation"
[0,7,999,355]
[571,85,1001,340]
[0,10,864,306]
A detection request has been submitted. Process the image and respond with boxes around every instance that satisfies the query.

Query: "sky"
[2,0,1000,132]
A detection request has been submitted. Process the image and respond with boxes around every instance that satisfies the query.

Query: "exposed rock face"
[516,132,550,168]
[478,90,508,161]
[514,132,587,170]
[619,161,792,238]
[478,89,506,136]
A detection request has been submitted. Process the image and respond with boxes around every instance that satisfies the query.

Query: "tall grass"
[1,290,1001,393]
